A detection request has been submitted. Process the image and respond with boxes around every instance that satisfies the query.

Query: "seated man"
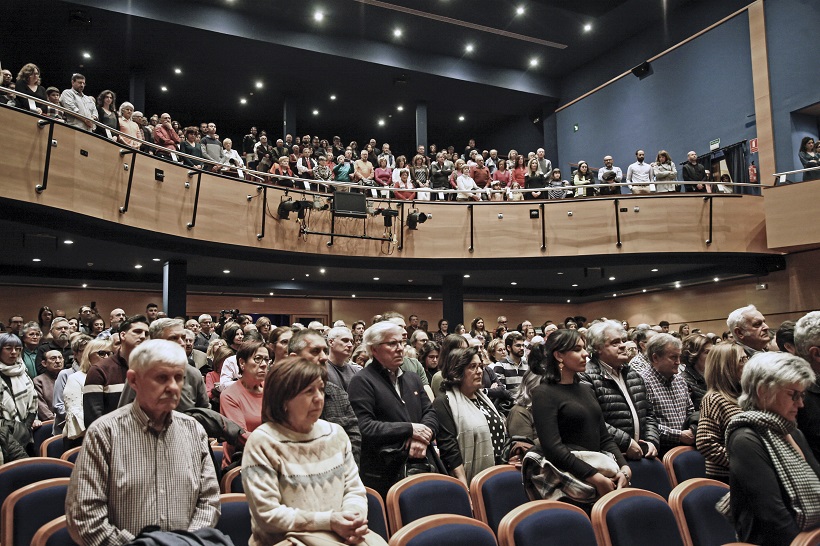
[66,339,220,545]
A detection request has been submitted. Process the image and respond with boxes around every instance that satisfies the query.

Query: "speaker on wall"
[631,61,652,78]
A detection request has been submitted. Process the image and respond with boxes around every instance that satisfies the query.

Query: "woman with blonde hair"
[62,338,112,446]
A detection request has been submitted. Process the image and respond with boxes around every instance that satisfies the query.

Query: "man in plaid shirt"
[639,333,696,456]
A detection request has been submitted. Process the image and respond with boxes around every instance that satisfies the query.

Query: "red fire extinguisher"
[749,162,757,183]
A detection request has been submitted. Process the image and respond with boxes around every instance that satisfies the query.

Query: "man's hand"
[680,429,695,445]
[408,439,428,458]
[625,439,643,460]
[411,423,432,444]
[643,441,658,459]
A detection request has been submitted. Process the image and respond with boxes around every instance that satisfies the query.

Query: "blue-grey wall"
[765,0,820,173]
[555,13,755,176]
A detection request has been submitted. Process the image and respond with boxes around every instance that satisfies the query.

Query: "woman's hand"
[586,472,615,497]
[331,511,368,544]
[615,467,631,489]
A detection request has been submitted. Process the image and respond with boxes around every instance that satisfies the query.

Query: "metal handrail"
[0,86,764,199]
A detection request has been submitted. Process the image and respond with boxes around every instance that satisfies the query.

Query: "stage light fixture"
[278,198,312,220]
[406,209,431,230]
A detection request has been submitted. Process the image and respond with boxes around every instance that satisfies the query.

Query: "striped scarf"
[726,410,820,530]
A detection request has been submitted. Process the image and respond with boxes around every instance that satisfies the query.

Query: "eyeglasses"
[252,356,272,364]
[378,340,404,349]
[95,350,112,358]
[785,389,807,402]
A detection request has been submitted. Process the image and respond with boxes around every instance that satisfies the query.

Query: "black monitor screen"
[332,191,368,218]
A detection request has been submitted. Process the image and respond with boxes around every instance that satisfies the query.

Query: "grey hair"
[363,321,404,356]
[738,352,815,411]
[128,339,187,373]
[794,311,820,361]
[630,324,655,345]
[727,304,758,333]
[50,317,70,331]
[21,321,42,336]
[513,370,543,409]
[326,326,352,341]
[149,318,184,339]
[198,314,213,322]
[119,101,134,113]
[646,333,682,362]
[586,320,625,355]
[287,329,325,355]
[183,329,196,341]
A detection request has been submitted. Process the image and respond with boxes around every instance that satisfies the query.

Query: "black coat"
[579,358,660,452]
[348,359,439,497]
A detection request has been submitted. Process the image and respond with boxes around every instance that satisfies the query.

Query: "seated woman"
[529,329,630,503]
[205,345,233,413]
[219,340,269,469]
[469,316,490,346]
[314,155,334,192]
[219,323,245,388]
[272,155,295,188]
[695,343,745,482]
[726,352,820,545]
[434,347,508,487]
[333,155,353,188]
[242,357,387,546]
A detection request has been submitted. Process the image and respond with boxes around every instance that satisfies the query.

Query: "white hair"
[362,322,403,356]
[128,339,187,373]
[727,304,758,333]
[795,311,820,361]
[198,314,213,322]
[326,326,352,341]
[738,352,815,411]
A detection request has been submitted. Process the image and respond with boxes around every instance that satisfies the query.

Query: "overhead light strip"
[352,0,567,49]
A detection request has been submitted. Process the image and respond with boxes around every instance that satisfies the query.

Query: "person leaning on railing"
[181,127,205,169]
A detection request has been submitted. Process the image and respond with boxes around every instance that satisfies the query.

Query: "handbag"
[571,450,620,478]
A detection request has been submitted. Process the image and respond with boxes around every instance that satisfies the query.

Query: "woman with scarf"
[433,346,507,486]
[726,352,820,545]
[0,333,40,457]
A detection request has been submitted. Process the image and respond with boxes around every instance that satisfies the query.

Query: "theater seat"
[386,474,472,534]
[663,447,707,488]
[591,488,685,546]
[365,487,389,541]
[219,466,244,494]
[0,457,74,532]
[32,420,54,456]
[40,435,67,459]
[30,516,78,546]
[497,500,596,546]
[387,514,497,546]
[60,446,82,464]
[668,478,734,546]
[627,456,673,499]
[791,528,820,546]
[1,477,71,546]
[215,493,252,546]
[469,465,529,535]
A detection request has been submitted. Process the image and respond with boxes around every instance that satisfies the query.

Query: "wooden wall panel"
[763,182,820,249]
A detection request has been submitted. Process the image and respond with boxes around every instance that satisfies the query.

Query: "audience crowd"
[1,300,819,545]
[0,62,768,202]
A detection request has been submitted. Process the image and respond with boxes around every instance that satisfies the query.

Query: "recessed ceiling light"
[458,115,465,121]
[134,264,142,269]
[463,274,470,278]
[651,268,659,272]
[465,44,474,53]
[305,273,310,277]
[428,296,432,300]
[240,98,247,104]
[160,86,168,92]
[408,279,413,283]
[557,272,564,275]
[269,292,274,296]
[174,68,182,75]
[393,28,402,37]
[314,10,324,21]
[255,81,263,89]
[583,23,592,32]
[223,269,230,274]
[643,289,647,292]
[609,276,616,281]
[572,283,578,287]
[529,58,539,67]
[675,281,681,288]
[312,109,319,115]
[82,283,88,288]
[330,94,336,100]
[82,52,91,59]
[32,258,41,262]
[499,298,504,301]
[152,258,161,262]
[612,293,617,297]
[320,268,326,274]
[515,6,525,15]
[352,294,356,298]
[510,282,517,285]
[567,299,571,303]
[397,105,404,111]
[373,277,380,281]
[63,239,74,245]
[378,119,385,126]
[714,277,720,282]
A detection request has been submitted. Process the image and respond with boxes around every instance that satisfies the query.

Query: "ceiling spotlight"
[397,105,403,111]
[557,272,564,275]
[609,276,616,281]
[223,269,230,274]
[675,281,681,288]
[567,299,571,303]
[583,23,592,32]
[651,268,659,272]
[714,277,720,282]
[373,277,380,281]
[572,283,578,287]
[515,6,525,15]
[378,119,385,126]
[612,293,617,297]
[32,258,41,262]
[529,58,539,67]
[240,98,247,104]
[330,94,336,100]
[134,264,143,269]
[499,298,504,302]
[458,115,465,121]
[465,44,474,53]
[174,68,182,75]
[463,274,470,278]
[312,109,319,115]
[314,10,324,21]
[269,292,274,296]
[393,28,402,37]
[63,240,74,245]
[152,258,161,262]
[305,273,310,277]
[160,86,168,92]
[352,294,356,298]
[511,282,517,285]
[428,296,432,300]
[320,268,326,274]
[82,52,91,59]
[643,289,647,293]
[82,283,88,288]
[255,81,263,89]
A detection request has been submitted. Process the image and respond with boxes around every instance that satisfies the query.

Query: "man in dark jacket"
[579,320,659,460]
[348,321,439,498]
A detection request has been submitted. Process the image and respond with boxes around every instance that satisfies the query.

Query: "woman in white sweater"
[241,357,387,546]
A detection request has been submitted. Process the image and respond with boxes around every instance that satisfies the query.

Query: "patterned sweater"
[242,419,367,546]
[696,390,742,478]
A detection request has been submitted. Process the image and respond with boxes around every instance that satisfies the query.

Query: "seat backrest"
[1,477,71,546]
[663,447,707,488]
[211,445,224,481]
[386,474,472,534]
[497,500,597,546]
[0,458,73,520]
[40,435,67,458]
[627,457,673,499]
[469,465,529,535]
[32,420,55,456]
[365,487,389,541]
[388,514,497,546]
[60,446,82,464]
[31,515,79,546]
[215,493,252,546]
[668,478,733,546]
[219,466,244,494]
[592,488,685,546]
[788,528,820,546]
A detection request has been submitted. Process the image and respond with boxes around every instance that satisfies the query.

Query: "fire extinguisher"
[749,162,757,183]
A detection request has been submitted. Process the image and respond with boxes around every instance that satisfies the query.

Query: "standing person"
[535,148,553,176]
[34,350,64,420]
[547,168,571,199]
[95,90,119,140]
[680,334,713,411]
[652,150,678,193]
[14,63,47,114]
[626,149,655,194]
[455,164,480,201]
[725,352,820,545]
[681,151,710,193]
[411,154,431,200]
[200,123,223,171]
[524,157,545,200]
[325,327,362,392]
[242,126,258,169]
[0,333,40,455]
[433,319,449,344]
[60,73,98,131]
[598,155,624,194]
[798,136,820,182]
[572,161,594,197]
[66,340,221,545]
[153,113,181,154]
[118,102,141,148]
[348,322,440,498]
[374,157,393,198]
[430,152,454,201]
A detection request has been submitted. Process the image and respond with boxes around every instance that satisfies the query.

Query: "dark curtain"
[723,141,755,195]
